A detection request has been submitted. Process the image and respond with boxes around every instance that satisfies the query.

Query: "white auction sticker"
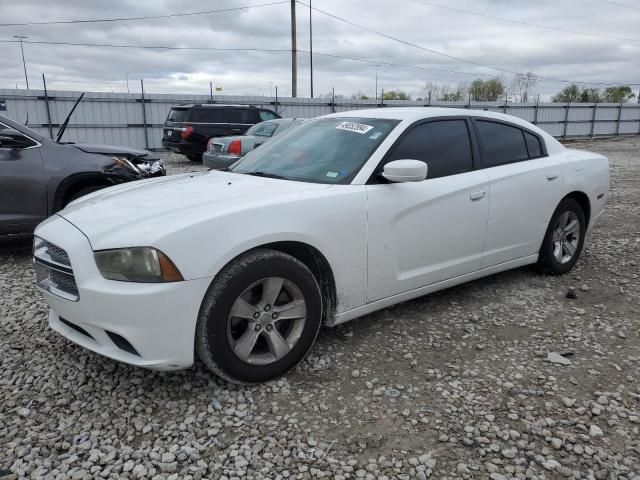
[336,121,374,134]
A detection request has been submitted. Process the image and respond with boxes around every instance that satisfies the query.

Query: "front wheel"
[196,249,322,384]
[537,197,586,275]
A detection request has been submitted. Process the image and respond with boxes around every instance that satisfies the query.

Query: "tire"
[196,248,323,384]
[537,197,586,275]
[186,152,203,162]
[63,184,107,207]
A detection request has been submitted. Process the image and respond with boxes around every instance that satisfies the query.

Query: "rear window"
[476,120,529,167]
[167,108,188,122]
[189,107,227,123]
[524,131,542,158]
[259,109,279,121]
[246,121,279,137]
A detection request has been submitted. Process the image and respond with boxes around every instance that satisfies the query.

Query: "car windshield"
[246,121,279,137]
[230,117,400,184]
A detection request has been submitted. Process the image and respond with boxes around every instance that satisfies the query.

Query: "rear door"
[0,123,47,231]
[366,118,490,302]
[474,119,564,267]
[228,108,258,136]
[189,107,232,143]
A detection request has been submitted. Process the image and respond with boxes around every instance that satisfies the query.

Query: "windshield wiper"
[243,171,289,180]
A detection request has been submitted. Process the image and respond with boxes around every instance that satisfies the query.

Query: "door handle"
[469,191,486,201]
[546,172,559,181]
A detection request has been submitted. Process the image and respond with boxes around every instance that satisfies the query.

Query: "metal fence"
[1,88,639,150]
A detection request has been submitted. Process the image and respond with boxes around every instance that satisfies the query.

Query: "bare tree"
[511,72,538,102]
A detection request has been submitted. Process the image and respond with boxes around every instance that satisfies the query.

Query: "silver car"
[202,118,304,170]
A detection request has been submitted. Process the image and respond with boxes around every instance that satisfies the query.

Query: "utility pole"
[309,0,313,98]
[14,36,29,90]
[290,0,297,97]
[126,72,130,93]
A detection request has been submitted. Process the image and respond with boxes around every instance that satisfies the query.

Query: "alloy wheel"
[227,277,307,365]
[552,211,581,264]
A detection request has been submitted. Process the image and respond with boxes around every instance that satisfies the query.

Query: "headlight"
[110,156,141,174]
[94,247,183,283]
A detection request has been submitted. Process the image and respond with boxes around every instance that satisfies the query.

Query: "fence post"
[140,79,149,150]
[563,102,570,138]
[331,87,336,113]
[209,81,213,104]
[590,102,598,138]
[42,73,53,140]
[533,95,539,125]
[615,102,623,135]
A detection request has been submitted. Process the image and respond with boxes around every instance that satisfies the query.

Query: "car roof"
[322,107,560,148]
[171,104,268,109]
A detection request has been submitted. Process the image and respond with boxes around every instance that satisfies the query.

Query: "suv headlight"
[110,156,141,174]
[94,247,183,283]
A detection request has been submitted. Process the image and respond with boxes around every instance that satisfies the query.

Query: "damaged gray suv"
[0,113,165,235]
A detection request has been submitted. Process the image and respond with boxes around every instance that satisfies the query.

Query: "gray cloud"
[1,0,639,99]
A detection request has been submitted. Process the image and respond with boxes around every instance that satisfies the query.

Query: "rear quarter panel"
[562,149,609,228]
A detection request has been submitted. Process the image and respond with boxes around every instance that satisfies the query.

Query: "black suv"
[162,104,280,162]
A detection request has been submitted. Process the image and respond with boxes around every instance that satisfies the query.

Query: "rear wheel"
[196,249,322,384]
[185,152,202,162]
[537,197,586,274]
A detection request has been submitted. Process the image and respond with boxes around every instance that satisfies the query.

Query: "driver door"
[365,118,490,302]
[0,123,47,232]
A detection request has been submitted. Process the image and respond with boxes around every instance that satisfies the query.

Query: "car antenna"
[56,92,85,143]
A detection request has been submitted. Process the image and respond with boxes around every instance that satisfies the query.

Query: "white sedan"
[33,108,609,383]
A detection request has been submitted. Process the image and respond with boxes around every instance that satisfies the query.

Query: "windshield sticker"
[369,131,382,140]
[326,171,339,178]
[336,121,374,134]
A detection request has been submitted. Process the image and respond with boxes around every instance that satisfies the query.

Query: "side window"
[259,109,278,121]
[524,131,542,158]
[228,108,255,124]
[476,120,529,167]
[189,108,227,123]
[386,120,473,179]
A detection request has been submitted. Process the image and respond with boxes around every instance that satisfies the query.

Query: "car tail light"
[180,125,194,139]
[228,140,242,156]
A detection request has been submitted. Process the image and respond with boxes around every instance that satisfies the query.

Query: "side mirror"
[381,159,428,183]
[0,128,35,149]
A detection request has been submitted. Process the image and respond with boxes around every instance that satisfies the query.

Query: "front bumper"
[34,215,212,370]
[202,151,242,170]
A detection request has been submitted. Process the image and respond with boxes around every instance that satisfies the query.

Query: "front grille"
[33,237,79,301]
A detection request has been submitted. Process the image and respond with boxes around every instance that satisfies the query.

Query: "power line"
[297,1,639,86]
[593,0,640,10]
[2,37,638,87]
[0,1,288,27]
[0,39,293,54]
[409,0,640,44]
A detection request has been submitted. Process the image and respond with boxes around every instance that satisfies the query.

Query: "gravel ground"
[1,138,639,480]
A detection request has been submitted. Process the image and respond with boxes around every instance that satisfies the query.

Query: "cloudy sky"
[1,0,639,99]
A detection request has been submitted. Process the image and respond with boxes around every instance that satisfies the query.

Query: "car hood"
[58,171,330,249]
[72,143,157,159]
